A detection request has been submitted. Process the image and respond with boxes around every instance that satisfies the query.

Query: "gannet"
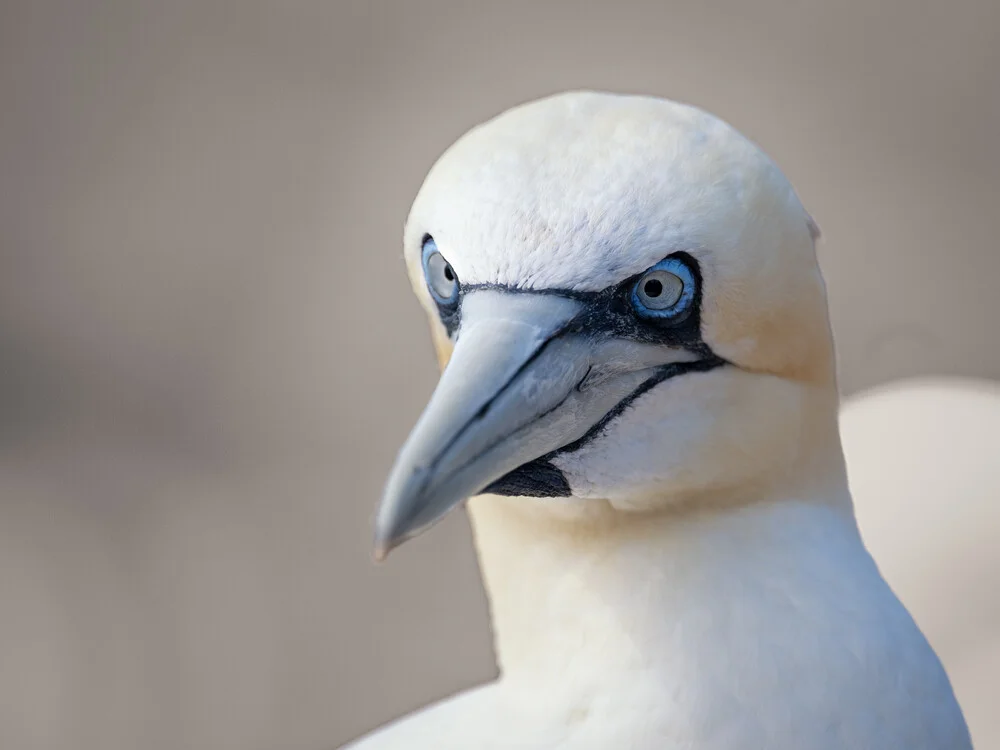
[347,91,972,749]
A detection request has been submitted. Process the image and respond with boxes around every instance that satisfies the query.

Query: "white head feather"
[402,91,841,516]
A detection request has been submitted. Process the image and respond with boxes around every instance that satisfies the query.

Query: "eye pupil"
[443,265,454,282]
[643,279,663,298]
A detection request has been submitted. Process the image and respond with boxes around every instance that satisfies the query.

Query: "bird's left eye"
[422,237,459,305]
[630,257,695,320]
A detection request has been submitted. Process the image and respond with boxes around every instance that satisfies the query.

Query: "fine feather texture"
[346,91,972,749]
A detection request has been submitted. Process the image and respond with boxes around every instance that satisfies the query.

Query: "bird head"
[374,91,842,559]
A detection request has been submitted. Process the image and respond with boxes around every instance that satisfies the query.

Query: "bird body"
[346,91,971,749]
[351,497,966,749]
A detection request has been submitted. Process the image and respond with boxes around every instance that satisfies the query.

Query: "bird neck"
[466,479,860,684]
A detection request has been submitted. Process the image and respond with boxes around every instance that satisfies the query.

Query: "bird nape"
[348,91,971,750]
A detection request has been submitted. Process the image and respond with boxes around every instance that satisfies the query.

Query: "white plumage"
[346,92,972,749]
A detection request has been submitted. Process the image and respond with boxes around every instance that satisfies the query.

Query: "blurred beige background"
[0,1,997,749]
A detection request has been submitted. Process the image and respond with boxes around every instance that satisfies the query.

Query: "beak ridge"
[374,292,583,558]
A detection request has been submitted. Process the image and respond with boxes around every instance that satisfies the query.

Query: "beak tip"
[371,525,399,563]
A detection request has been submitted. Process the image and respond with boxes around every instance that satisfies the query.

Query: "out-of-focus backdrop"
[0,2,997,749]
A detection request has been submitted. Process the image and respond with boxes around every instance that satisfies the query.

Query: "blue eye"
[422,237,459,305]
[630,257,695,320]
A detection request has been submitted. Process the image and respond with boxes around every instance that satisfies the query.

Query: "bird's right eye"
[422,237,459,306]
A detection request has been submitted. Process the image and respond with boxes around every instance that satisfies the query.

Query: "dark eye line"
[421,246,703,344]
